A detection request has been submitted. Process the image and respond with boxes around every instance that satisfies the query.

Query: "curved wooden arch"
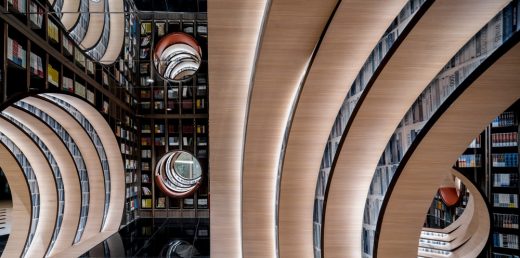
[0,143,31,258]
[375,35,520,257]
[207,0,268,256]
[0,118,58,258]
[80,0,105,49]
[99,0,125,64]
[2,107,82,256]
[241,0,339,256]
[21,97,105,245]
[276,1,409,257]
[60,0,81,31]
[322,1,509,257]
[46,93,125,233]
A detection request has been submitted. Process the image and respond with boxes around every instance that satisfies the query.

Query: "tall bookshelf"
[136,12,209,218]
[0,0,140,227]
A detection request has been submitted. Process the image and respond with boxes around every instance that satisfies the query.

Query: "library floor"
[82,218,210,258]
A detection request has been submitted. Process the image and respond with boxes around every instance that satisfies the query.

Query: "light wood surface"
[276,1,408,257]
[0,144,31,258]
[48,93,125,233]
[323,1,509,257]
[23,97,105,245]
[208,0,267,256]
[0,118,57,258]
[60,0,80,31]
[377,37,520,258]
[99,0,125,64]
[80,0,105,49]
[241,0,338,257]
[3,107,82,256]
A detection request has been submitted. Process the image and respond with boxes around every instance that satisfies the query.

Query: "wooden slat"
[377,39,520,257]
[276,1,408,257]
[0,118,57,258]
[0,144,31,258]
[323,1,509,257]
[207,0,267,256]
[241,0,339,257]
[3,107,81,256]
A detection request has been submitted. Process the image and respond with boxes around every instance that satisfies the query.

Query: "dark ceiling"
[132,0,207,12]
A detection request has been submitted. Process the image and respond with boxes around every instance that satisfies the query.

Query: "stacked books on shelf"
[74,82,86,98]
[47,20,59,43]
[493,193,519,208]
[492,133,518,147]
[62,35,73,55]
[7,38,26,68]
[492,153,519,167]
[492,112,517,127]
[457,154,481,168]
[494,213,519,229]
[8,0,26,14]
[494,173,519,187]
[47,64,59,86]
[30,53,43,78]
[29,2,43,29]
[493,233,519,249]
[63,77,73,92]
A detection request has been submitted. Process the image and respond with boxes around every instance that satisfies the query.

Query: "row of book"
[125,186,138,198]
[457,154,482,168]
[493,173,519,188]
[125,172,137,184]
[29,1,43,29]
[492,111,517,128]
[47,20,59,43]
[47,64,59,86]
[493,233,519,249]
[492,153,519,168]
[494,213,519,229]
[125,159,137,170]
[30,52,43,78]
[120,143,136,155]
[8,0,26,15]
[492,132,518,147]
[493,193,519,208]
[7,38,26,68]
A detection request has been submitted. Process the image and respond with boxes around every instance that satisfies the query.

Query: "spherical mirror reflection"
[153,32,202,82]
[155,150,202,198]
[173,151,202,179]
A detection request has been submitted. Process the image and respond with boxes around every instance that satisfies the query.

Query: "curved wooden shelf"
[3,107,82,256]
[46,93,125,234]
[207,0,267,256]
[376,34,520,258]
[60,0,81,31]
[80,0,105,49]
[22,97,105,246]
[241,0,339,256]
[276,1,408,257]
[99,0,124,64]
[0,118,57,258]
[323,1,509,257]
[0,144,31,258]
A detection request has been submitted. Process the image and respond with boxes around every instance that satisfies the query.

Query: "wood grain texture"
[23,97,105,245]
[208,0,267,257]
[3,107,82,256]
[241,0,339,257]
[99,0,124,64]
[60,0,80,31]
[0,144,31,258]
[323,1,509,257]
[276,1,408,258]
[80,0,105,49]
[49,93,125,234]
[377,37,520,258]
[0,118,57,258]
